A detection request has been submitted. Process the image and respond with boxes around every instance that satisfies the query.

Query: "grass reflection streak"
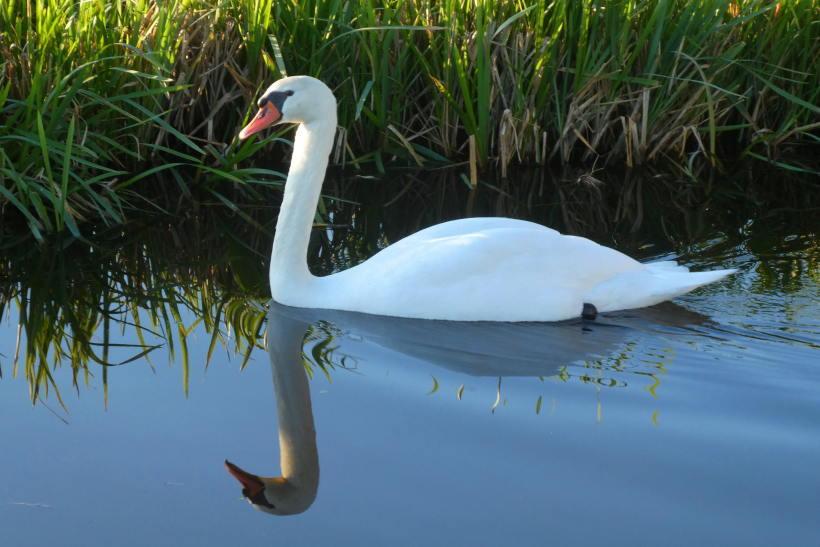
[1,165,818,414]
[0,214,271,410]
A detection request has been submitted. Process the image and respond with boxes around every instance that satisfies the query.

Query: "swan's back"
[307,217,736,322]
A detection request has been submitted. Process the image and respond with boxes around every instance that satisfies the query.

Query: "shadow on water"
[280,300,711,379]
[0,164,818,411]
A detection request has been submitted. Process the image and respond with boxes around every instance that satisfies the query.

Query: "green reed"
[1,1,819,239]
[0,0,288,240]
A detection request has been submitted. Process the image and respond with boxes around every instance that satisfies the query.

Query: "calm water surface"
[1,167,819,546]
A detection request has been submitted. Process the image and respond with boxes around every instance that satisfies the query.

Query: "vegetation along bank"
[1,0,819,237]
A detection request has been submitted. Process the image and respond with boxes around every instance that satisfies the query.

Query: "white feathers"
[264,76,736,322]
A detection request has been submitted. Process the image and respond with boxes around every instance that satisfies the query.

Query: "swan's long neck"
[270,117,336,301]
[268,310,319,495]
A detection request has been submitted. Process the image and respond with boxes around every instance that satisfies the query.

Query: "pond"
[1,165,819,546]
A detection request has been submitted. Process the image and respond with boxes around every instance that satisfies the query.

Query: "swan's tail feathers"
[654,268,737,297]
[676,268,736,289]
[645,262,737,291]
[586,267,737,313]
[645,260,690,273]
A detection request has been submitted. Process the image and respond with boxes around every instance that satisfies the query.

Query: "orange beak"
[225,460,265,497]
[238,104,282,140]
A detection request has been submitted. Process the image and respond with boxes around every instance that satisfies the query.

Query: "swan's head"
[225,460,316,516]
[239,76,337,140]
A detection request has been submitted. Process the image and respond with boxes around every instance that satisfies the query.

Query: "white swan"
[239,76,735,322]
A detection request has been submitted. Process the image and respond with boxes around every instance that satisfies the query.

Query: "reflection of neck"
[268,310,319,495]
[269,117,336,303]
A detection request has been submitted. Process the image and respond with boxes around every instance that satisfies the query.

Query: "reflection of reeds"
[0,204,275,408]
[324,163,820,248]
[301,320,362,381]
[2,164,817,409]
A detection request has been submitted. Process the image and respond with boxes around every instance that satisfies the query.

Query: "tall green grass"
[1,0,819,238]
[0,0,289,240]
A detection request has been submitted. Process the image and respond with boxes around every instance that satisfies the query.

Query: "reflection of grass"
[0,207,274,409]
[2,164,817,410]
[324,163,820,255]
[301,321,362,382]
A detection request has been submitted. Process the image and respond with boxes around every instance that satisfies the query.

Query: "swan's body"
[241,76,735,322]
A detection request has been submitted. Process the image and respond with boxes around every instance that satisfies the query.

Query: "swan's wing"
[387,217,558,248]
[322,225,644,321]
[315,218,735,321]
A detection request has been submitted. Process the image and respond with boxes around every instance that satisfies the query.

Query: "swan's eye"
[258,90,293,108]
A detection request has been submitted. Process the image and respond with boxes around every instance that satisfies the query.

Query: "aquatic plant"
[1,0,819,239]
[0,0,289,240]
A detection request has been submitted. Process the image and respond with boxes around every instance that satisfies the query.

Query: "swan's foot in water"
[582,303,598,320]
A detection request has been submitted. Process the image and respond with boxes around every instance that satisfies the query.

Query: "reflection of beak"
[225,460,265,497]
[238,103,282,140]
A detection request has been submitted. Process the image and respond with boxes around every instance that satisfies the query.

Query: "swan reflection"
[226,310,319,515]
[227,300,708,515]
[278,299,708,378]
